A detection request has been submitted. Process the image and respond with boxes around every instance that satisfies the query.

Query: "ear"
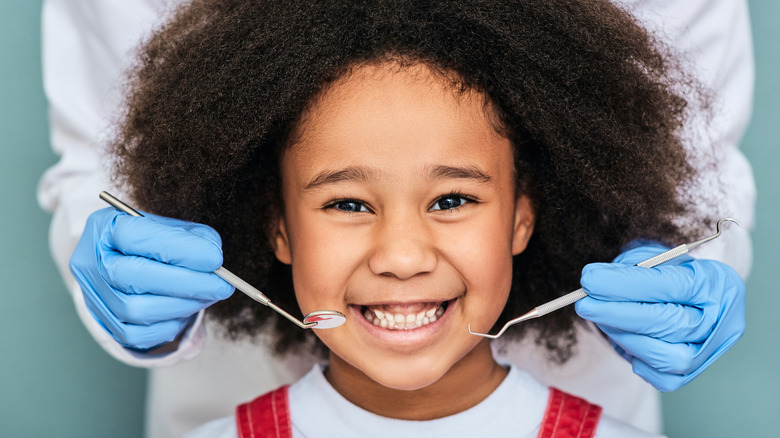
[271,216,292,265]
[511,195,535,255]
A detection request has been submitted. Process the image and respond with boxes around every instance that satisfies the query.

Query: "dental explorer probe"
[468,218,741,339]
[99,191,346,330]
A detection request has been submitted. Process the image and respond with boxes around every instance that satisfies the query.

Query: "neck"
[324,340,507,420]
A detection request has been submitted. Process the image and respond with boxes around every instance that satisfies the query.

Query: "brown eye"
[430,195,468,211]
[332,200,369,213]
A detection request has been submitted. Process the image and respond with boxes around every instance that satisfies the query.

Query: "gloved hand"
[70,207,235,350]
[575,242,745,392]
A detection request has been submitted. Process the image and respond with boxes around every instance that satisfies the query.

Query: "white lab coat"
[37,1,756,437]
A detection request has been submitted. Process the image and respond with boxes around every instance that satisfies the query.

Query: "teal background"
[0,1,147,437]
[0,1,776,437]
[661,1,780,437]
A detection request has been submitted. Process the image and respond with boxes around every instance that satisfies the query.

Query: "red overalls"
[236,386,601,438]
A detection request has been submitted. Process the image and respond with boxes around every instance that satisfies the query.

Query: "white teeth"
[363,302,448,331]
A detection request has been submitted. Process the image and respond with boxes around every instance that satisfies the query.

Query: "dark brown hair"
[112,0,708,361]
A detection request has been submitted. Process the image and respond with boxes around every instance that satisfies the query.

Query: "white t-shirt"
[184,364,664,438]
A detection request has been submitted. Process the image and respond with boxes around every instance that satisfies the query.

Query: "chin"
[357,354,454,391]
[370,368,447,391]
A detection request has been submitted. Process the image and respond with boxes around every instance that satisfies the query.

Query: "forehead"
[283,62,513,183]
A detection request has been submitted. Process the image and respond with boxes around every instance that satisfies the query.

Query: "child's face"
[273,63,534,398]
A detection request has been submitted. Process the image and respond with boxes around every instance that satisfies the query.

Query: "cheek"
[445,213,515,283]
[446,213,516,321]
[287,217,364,311]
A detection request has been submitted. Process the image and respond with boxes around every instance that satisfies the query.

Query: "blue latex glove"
[575,242,745,392]
[70,207,235,350]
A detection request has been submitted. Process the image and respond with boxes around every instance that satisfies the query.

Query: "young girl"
[109,0,709,435]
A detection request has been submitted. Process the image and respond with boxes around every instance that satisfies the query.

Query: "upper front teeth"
[363,304,445,330]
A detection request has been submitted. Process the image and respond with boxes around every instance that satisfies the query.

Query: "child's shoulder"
[538,385,665,438]
[181,412,666,438]
[182,365,666,438]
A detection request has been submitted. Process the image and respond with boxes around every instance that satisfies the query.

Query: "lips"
[361,301,449,330]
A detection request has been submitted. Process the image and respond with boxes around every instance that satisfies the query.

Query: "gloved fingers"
[100,288,216,326]
[115,208,223,245]
[608,340,633,364]
[575,298,714,343]
[72,208,228,350]
[597,325,705,375]
[580,246,746,392]
[117,318,193,350]
[147,213,223,245]
[82,289,194,350]
[77,266,215,325]
[581,262,704,305]
[106,212,224,272]
[101,251,234,300]
[629,322,743,393]
[627,356,691,393]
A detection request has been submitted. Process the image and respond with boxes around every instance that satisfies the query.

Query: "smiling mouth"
[360,300,450,330]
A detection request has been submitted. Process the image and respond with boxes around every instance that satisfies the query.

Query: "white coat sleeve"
[37,0,207,367]
[619,0,756,278]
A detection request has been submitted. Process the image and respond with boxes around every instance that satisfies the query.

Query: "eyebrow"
[304,166,378,190]
[428,164,492,183]
[303,164,491,191]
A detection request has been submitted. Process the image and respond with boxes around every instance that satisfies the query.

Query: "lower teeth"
[363,303,447,330]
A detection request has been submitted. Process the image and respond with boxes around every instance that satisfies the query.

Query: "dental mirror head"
[303,310,347,329]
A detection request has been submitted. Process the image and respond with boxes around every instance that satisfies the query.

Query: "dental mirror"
[303,311,348,329]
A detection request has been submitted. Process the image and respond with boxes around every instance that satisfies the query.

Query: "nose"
[368,213,437,280]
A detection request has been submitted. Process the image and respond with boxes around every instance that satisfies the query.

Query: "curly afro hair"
[111,0,708,361]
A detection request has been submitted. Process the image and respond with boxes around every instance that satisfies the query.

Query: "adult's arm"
[620,0,756,274]
[36,0,208,366]
[571,0,755,394]
[514,0,756,429]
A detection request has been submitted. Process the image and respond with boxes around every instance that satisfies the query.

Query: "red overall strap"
[235,386,293,438]
[538,387,602,438]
